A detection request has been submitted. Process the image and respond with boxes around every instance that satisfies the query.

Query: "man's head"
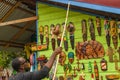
[12,57,26,72]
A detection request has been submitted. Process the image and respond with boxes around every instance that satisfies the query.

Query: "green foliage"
[0,51,25,68]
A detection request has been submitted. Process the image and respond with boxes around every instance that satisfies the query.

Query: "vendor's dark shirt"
[9,66,50,80]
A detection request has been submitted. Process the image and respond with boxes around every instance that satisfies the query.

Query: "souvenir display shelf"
[36,2,120,80]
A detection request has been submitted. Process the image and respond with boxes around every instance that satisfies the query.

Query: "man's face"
[19,57,26,72]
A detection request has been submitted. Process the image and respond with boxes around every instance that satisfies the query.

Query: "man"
[9,47,62,80]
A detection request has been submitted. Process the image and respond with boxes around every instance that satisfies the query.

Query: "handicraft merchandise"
[50,24,56,51]
[110,19,118,49]
[81,19,87,42]
[75,40,105,60]
[44,25,49,48]
[88,18,95,40]
[96,16,101,36]
[39,25,44,44]
[67,22,75,50]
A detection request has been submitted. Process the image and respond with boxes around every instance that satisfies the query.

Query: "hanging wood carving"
[104,18,111,47]
[53,23,61,47]
[75,40,105,60]
[110,19,118,49]
[44,25,49,48]
[67,22,75,49]
[50,24,56,51]
[81,19,87,42]
[96,16,101,36]
[62,22,68,51]
[88,18,95,40]
[39,25,44,44]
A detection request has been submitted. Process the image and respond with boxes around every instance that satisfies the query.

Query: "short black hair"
[12,57,21,71]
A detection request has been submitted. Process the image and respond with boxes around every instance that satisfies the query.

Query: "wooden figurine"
[96,16,101,36]
[81,19,87,42]
[114,55,118,70]
[117,20,120,39]
[63,63,72,77]
[100,58,107,71]
[62,23,68,51]
[39,25,44,44]
[106,74,120,80]
[73,66,77,77]
[44,25,49,48]
[117,47,120,62]
[59,51,66,66]
[104,18,111,47]
[110,19,118,49]
[77,60,80,71]
[50,24,56,51]
[53,23,61,47]
[81,63,85,70]
[79,72,85,80]
[88,18,95,40]
[88,61,92,73]
[68,52,74,64]
[94,61,99,80]
[106,47,114,62]
[67,22,75,50]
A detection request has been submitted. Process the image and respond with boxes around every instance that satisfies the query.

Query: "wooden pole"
[52,1,70,80]
[0,16,38,26]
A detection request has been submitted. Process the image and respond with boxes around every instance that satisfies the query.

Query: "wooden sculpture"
[73,66,77,77]
[81,19,87,42]
[67,22,75,49]
[96,16,101,36]
[44,25,49,48]
[75,40,104,60]
[53,23,61,47]
[39,25,44,44]
[88,18,95,40]
[50,24,56,51]
[79,72,85,80]
[117,20,120,39]
[63,63,72,77]
[77,60,80,71]
[117,47,120,62]
[62,22,68,51]
[59,51,66,66]
[104,18,111,47]
[68,52,74,64]
[110,19,118,49]
[106,47,115,62]
[114,55,118,70]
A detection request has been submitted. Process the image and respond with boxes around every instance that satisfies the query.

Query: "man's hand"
[53,47,62,55]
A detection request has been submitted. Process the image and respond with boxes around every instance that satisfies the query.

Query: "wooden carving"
[117,20,120,39]
[104,18,111,47]
[50,24,56,51]
[62,23,68,51]
[75,40,104,60]
[67,22,75,50]
[44,25,49,48]
[96,16,101,36]
[110,19,118,49]
[81,19,87,42]
[39,25,44,44]
[88,18,95,40]
[59,51,66,66]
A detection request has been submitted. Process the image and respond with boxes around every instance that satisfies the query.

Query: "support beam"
[10,24,35,33]
[0,1,21,22]
[0,40,24,46]
[0,43,23,48]
[2,0,35,15]
[5,21,34,48]
[0,16,38,26]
